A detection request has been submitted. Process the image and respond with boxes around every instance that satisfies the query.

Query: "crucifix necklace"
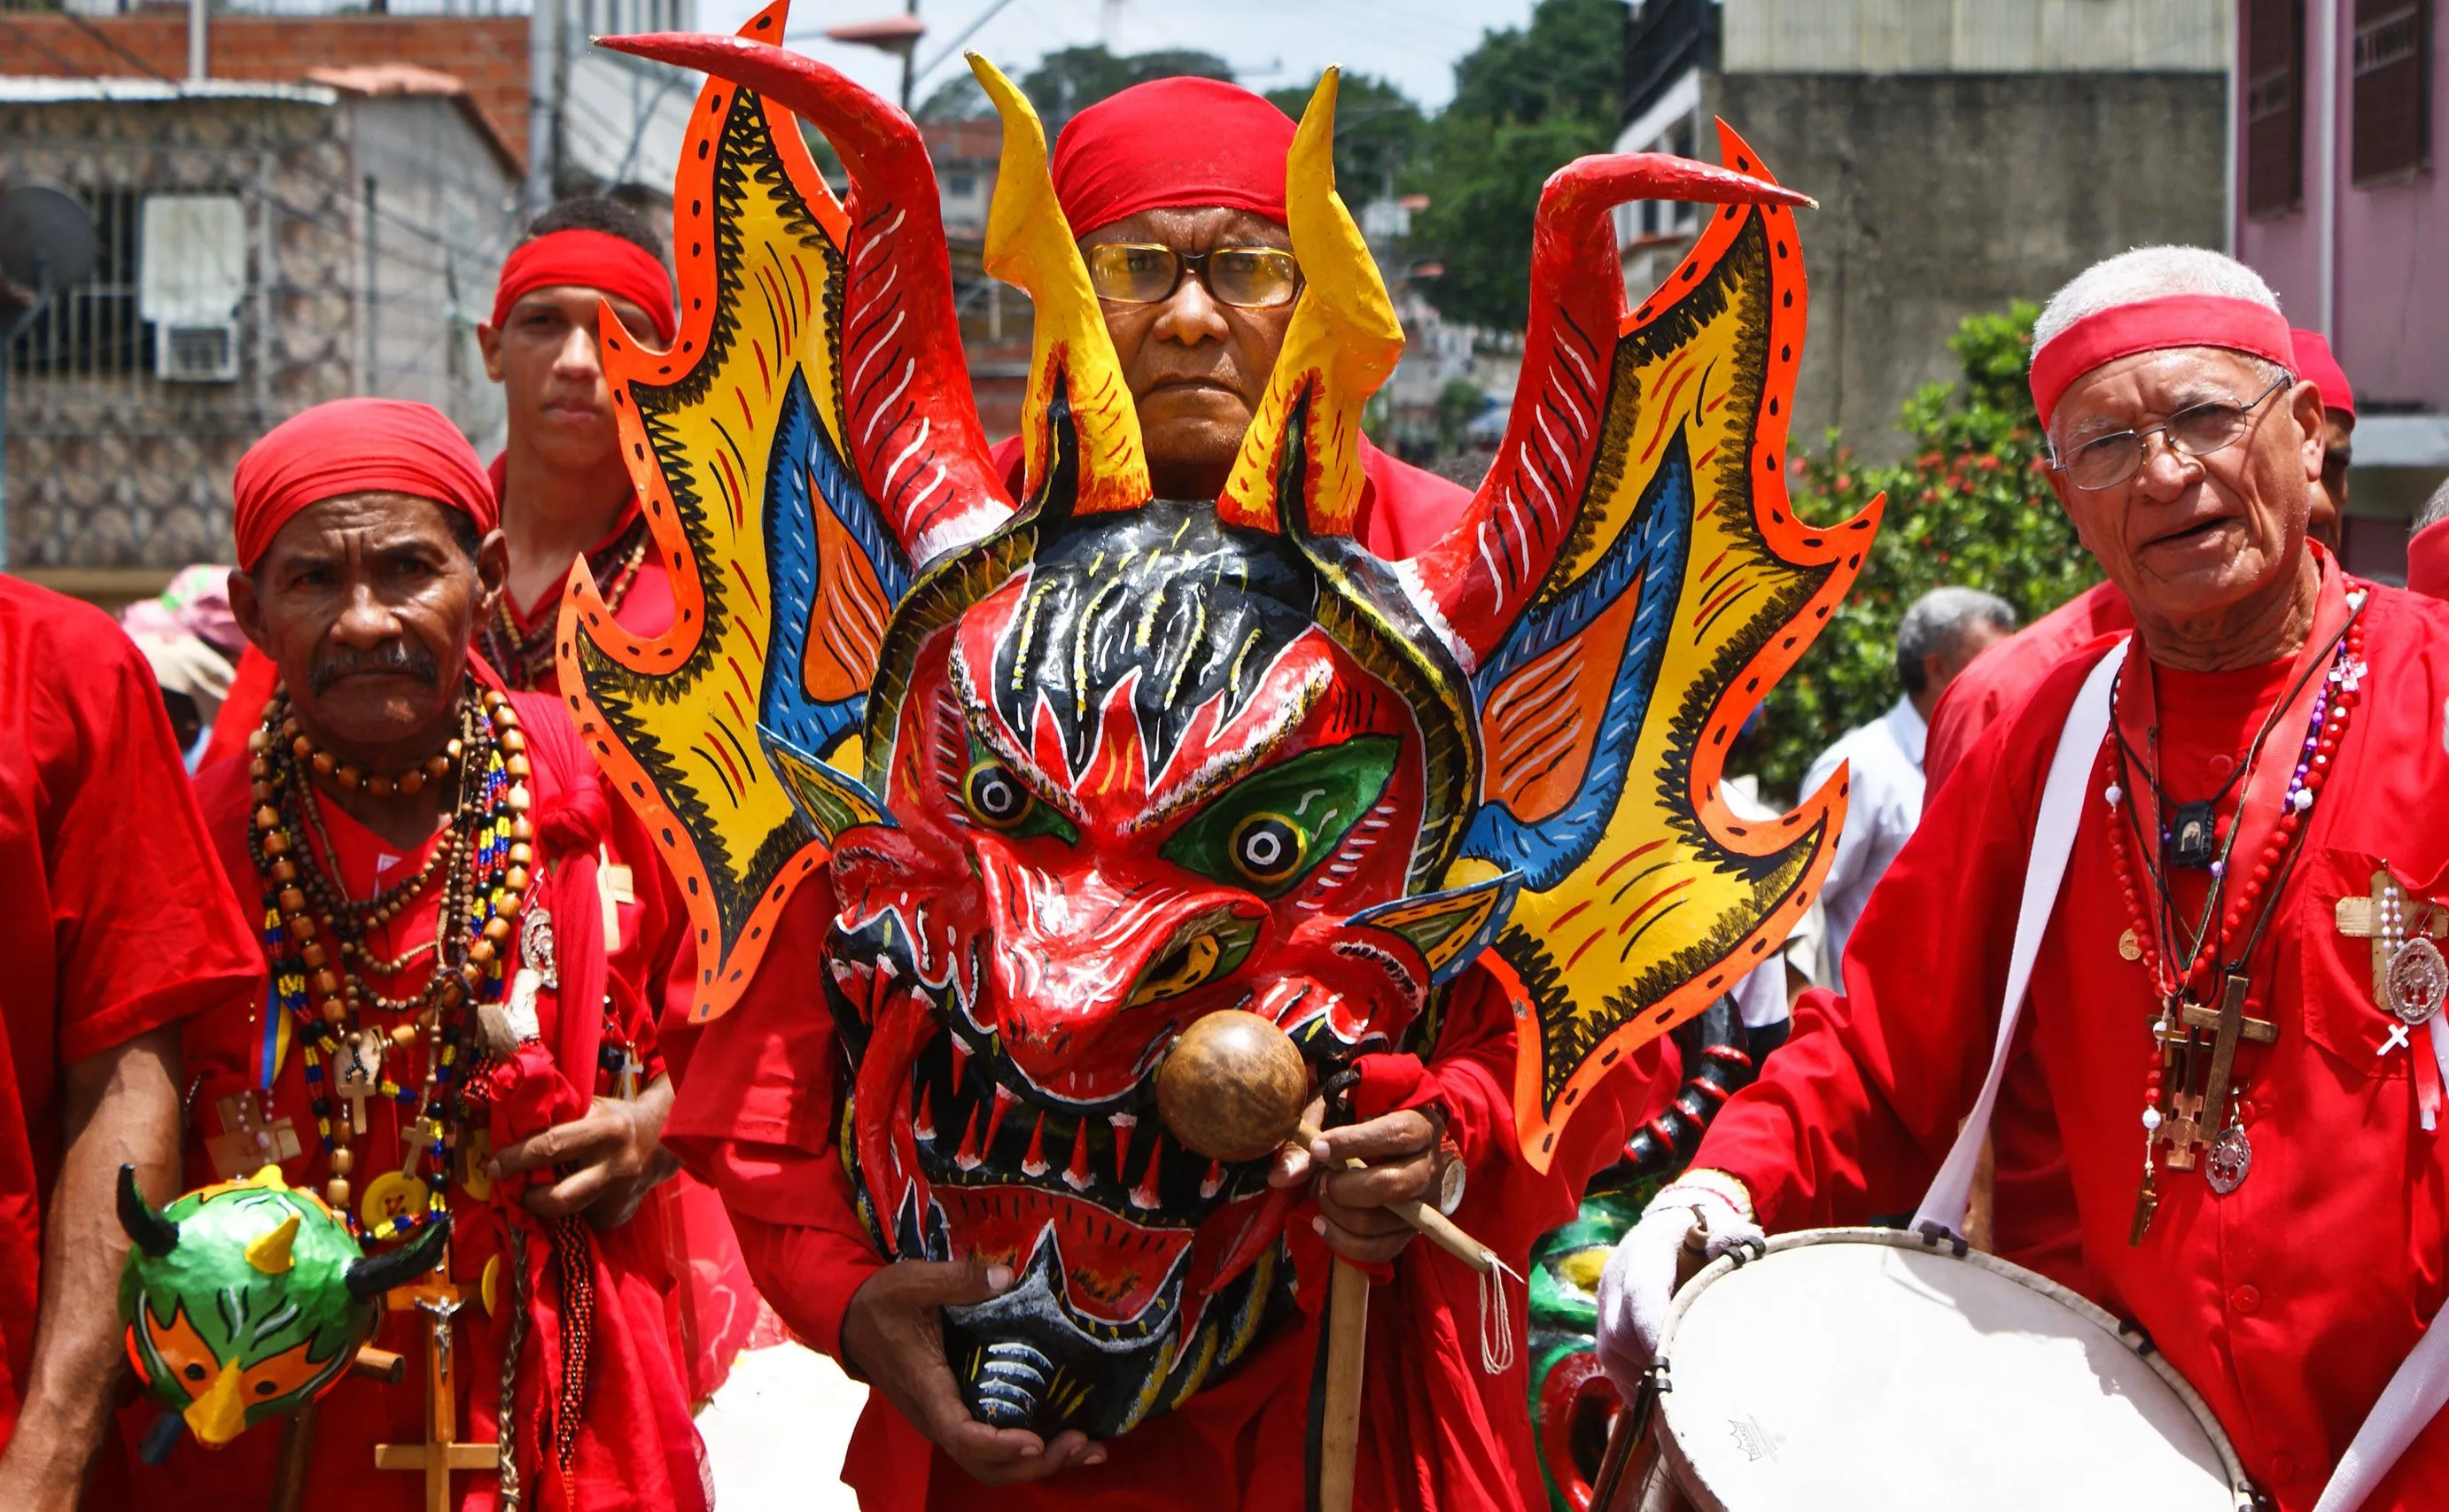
[2108,603,2367,1244]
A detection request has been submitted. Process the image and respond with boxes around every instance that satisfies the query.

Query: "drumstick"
[1590,1214,1722,1510]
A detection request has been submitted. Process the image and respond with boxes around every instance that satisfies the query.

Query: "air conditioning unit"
[155,321,240,384]
[138,194,247,384]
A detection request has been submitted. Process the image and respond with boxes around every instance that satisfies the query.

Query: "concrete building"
[1619,0,2230,463]
[2233,0,2445,583]
[0,0,702,204]
[1,74,520,572]
[0,0,705,584]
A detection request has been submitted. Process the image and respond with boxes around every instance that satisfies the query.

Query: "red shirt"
[103,690,708,1512]
[1693,578,2449,1509]
[1923,579,2132,792]
[985,436,1473,560]
[0,578,260,1441]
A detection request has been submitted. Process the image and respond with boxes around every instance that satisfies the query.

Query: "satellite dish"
[0,186,99,295]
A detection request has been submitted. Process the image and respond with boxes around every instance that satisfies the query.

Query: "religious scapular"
[558,6,1858,1487]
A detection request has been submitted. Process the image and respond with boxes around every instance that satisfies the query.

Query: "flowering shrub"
[1754,302,2103,794]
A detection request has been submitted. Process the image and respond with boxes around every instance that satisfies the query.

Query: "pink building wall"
[2235,2,2449,413]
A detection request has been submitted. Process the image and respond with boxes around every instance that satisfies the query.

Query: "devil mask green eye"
[961,739,1079,844]
[1162,736,1398,897]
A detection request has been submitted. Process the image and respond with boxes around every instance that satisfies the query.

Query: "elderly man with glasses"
[1595,245,2449,1511]
[985,77,1471,555]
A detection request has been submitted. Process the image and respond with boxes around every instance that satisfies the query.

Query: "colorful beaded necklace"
[245,684,536,1240]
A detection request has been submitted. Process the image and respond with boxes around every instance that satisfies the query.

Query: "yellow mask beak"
[182,1360,250,1447]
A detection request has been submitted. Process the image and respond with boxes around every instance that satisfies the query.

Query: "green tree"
[915,44,1234,130]
[1265,73,1427,201]
[1409,0,1623,329]
[1753,302,2103,793]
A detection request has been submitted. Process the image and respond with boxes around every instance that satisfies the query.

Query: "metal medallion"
[2118,928,2142,963]
[2205,1123,2253,1195]
[519,903,559,989]
[2386,935,2449,1026]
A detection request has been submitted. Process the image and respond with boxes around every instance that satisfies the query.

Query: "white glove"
[1594,1176,1765,1397]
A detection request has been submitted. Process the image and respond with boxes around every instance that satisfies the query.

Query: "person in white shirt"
[1801,586,2016,984]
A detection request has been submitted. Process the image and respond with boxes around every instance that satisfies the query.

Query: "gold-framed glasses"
[2050,373,2293,491]
[1083,244,1302,309]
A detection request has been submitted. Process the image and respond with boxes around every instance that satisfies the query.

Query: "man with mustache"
[1598,247,2449,1510]
[107,399,708,1509]
[0,579,260,1511]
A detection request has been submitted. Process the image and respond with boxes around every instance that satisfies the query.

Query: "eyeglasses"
[1083,243,1302,309]
[2050,373,2294,491]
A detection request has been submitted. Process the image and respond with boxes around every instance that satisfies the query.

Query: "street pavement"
[699,1343,868,1508]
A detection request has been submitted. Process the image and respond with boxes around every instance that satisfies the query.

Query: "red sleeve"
[1691,655,2088,1231]
[662,875,882,1358]
[43,608,260,1064]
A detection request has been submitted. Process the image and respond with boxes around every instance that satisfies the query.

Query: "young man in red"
[113,398,707,1510]
[0,578,260,1510]
[478,198,765,1402]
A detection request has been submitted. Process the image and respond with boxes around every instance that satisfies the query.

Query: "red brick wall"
[0,13,530,168]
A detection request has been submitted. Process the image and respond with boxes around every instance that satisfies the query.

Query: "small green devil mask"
[116,1165,449,1446]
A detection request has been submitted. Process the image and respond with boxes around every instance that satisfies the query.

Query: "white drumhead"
[1654,1229,2247,1512]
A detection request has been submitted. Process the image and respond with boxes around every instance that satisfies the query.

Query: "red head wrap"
[2290,328,2356,422]
[1051,77,1297,236]
[2029,294,2297,428]
[233,398,496,569]
[490,229,678,345]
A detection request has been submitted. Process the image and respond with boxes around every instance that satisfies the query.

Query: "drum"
[1611,1228,2257,1512]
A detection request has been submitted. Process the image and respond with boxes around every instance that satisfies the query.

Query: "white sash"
[1910,638,2126,1239]
[1904,633,2448,1511]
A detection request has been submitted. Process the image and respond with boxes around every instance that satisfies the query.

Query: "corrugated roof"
[0,76,338,105]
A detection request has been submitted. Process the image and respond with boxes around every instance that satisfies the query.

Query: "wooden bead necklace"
[276,712,459,799]
[246,685,537,1239]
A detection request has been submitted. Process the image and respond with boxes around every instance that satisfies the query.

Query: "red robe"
[665,872,1656,1511]
[1693,571,2449,1509]
[1923,578,2132,792]
[478,472,765,1407]
[105,687,709,1512]
[0,578,262,1446]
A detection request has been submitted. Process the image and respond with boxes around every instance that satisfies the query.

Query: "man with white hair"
[1597,245,2449,1508]
[1800,586,2015,984]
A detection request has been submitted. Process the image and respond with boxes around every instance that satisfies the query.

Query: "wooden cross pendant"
[373,1275,496,1512]
[2178,974,2278,1134]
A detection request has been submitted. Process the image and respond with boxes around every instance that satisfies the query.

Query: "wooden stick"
[1292,1120,1504,1275]
[1318,1258,1371,1512]
[351,1345,407,1384]
[271,1402,318,1512]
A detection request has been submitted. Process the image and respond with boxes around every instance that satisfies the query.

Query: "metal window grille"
[6,186,149,380]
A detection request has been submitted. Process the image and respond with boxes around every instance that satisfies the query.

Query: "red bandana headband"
[1052,76,1297,236]
[233,398,497,569]
[491,229,678,345]
[2028,294,2296,428]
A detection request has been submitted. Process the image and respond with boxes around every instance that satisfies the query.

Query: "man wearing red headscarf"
[983,77,1471,557]
[101,398,709,1512]
[0,576,260,1510]
[1599,248,2449,1511]
[1924,323,2358,792]
[478,197,767,1409]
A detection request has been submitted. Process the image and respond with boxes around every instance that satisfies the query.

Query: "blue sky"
[696,0,1541,112]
